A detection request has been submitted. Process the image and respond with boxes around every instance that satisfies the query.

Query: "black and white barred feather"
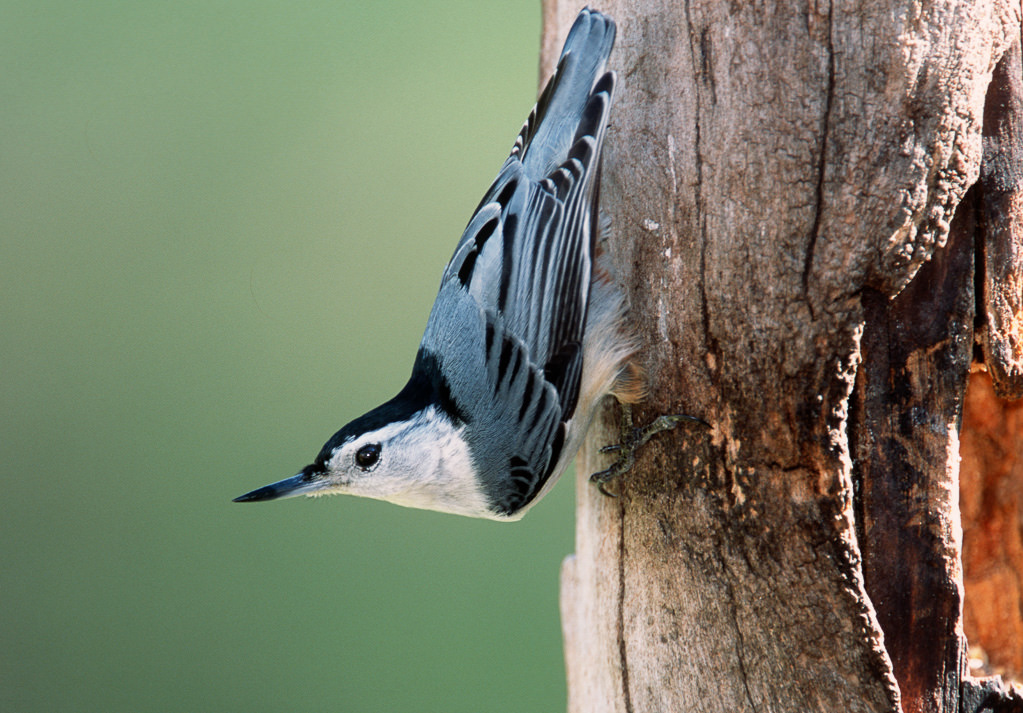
[419,9,622,516]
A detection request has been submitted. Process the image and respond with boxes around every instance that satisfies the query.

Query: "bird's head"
[233,404,493,518]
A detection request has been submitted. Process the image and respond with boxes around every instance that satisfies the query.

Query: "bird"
[233,8,699,520]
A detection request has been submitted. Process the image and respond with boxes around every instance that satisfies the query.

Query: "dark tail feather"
[512,8,616,178]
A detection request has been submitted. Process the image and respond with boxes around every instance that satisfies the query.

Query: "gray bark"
[544,1,1022,711]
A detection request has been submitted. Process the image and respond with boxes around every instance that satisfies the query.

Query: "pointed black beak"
[233,467,323,503]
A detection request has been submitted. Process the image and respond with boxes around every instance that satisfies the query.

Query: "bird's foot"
[589,404,707,497]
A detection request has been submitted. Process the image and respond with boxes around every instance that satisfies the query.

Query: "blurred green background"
[1,2,581,711]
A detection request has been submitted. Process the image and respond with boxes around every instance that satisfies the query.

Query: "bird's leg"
[590,403,707,497]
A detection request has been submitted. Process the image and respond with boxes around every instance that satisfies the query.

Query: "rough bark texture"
[545,1,1021,712]
[979,37,1023,397]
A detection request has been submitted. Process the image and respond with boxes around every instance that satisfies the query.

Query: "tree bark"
[544,1,1022,712]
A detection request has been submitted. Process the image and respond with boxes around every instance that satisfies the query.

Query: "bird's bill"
[232,471,325,503]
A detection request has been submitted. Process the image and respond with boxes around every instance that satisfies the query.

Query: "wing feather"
[420,9,617,515]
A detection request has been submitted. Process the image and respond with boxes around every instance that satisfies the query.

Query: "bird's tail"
[512,8,616,179]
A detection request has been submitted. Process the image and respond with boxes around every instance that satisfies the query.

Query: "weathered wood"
[546,0,1020,711]
[979,38,1023,398]
[852,188,976,713]
[960,674,1023,713]
[957,35,1023,712]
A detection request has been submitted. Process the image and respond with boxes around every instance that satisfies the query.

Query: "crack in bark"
[616,497,634,713]
[683,0,715,377]
[803,0,836,317]
[723,557,759,712]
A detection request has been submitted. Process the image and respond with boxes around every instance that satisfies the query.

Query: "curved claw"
[589,467,621,498]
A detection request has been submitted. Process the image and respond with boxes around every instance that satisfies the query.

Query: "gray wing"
[420,10,616,515]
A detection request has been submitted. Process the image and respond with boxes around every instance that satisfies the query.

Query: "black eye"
[355,443,381,469]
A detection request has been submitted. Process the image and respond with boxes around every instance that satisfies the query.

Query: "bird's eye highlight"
[355,443,381,469]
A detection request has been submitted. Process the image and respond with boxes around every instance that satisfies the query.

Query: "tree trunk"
[544,1,1023,711]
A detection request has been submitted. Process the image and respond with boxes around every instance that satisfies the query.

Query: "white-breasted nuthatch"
[235,8,695,520]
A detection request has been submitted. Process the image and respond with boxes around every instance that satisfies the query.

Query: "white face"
[313,407,495,519]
